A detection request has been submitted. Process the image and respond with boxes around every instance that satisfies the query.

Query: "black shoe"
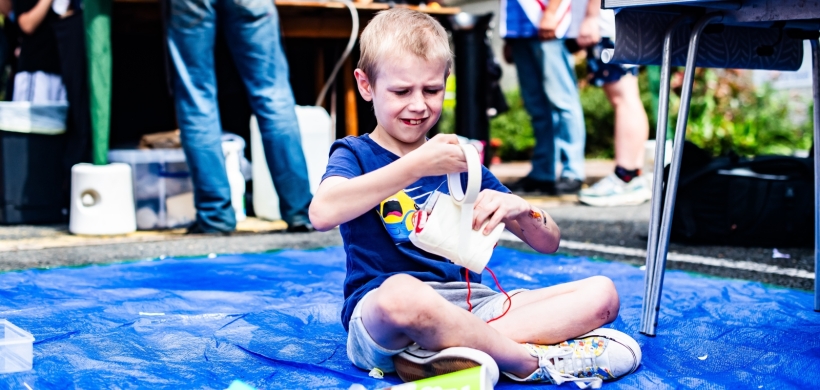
[507,177,556,196]
[185,222,233,235]
[556,177,583,195]
[286,222,315,233]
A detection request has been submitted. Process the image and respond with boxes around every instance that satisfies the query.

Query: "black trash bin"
[444,12,494,166]
[0,104,69,224]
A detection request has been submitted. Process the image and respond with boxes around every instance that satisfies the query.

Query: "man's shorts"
[586,37,639,87]
[346,281,527,373]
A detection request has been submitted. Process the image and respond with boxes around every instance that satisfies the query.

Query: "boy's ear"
[354,69,373,102]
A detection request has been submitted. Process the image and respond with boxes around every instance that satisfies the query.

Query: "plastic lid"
[108,149,188,164]
[0,319,35,345]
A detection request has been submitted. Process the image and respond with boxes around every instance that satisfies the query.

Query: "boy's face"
[356,55,448,145]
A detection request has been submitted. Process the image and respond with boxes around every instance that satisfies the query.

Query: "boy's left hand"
[471,190,530,235]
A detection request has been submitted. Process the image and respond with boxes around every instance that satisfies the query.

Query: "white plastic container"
[222,138,246,222]
[644,139,674,173]
[0,320,34,374]
[0,101,68,135]
[108,149,195,230]
[251,106,332,221]
[69,163,137,235]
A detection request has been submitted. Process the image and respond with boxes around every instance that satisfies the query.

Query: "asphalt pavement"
[0,161,813,292]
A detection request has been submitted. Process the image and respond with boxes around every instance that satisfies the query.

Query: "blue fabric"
[608,9,803,71]
[1,247,818,389]
[509,38,586,181]
[500,0,538,39]
[321,134,509,330]
[167,0,312,231]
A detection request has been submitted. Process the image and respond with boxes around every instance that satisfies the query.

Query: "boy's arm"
[309,134,467,231]
[471,190,560,254]
[505,205,561,253]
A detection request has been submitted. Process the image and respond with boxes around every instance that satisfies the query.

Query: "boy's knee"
[588,276,620,322]
[371,275,436,327]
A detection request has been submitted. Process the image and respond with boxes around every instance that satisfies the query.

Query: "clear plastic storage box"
[0,319,34,374]
[108,149,196,230]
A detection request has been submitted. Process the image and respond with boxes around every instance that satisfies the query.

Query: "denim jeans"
[509,38,586,182]
[167,0,312,231]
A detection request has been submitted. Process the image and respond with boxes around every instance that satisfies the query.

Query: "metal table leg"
[641,15,689,336]
[812,39,820,311]
[641,13,723,336]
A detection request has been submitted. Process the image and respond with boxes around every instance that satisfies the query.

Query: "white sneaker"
[579,174,652,207]
[393,344,500,385]
[503,328,642,389]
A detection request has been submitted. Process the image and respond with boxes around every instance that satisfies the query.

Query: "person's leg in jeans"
[508,38,556,193]
[167,0,236,232]
[221,0,312,228]
[540,40,586,191]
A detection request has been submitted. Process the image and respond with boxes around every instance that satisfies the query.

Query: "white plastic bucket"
[251,106,332,221]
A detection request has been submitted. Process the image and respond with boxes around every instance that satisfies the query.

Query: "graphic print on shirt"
[378,186,433,243]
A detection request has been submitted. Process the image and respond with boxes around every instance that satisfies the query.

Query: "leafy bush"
[438,66,812,161]
[488,89,536,161]
[667,68,813,157]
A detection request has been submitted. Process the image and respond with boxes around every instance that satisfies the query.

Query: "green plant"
[668,68,813,157]
[579,83,615,159]
[489,89,536,161]
[440,66,811,162]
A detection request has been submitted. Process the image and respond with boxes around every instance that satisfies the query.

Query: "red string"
[464,266,512,323]
[485,266,512,323]
[465,269,473,312]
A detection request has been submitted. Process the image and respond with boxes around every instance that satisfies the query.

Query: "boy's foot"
[556,177,583,195]
[578,173,651,207]
[393,344,500,385]
[507,177,556,196]
[503,328,641,389]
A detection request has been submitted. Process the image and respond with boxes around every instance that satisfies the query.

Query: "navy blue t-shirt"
[321,134,509,331]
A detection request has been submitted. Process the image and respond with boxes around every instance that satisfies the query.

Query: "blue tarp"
[0,246,818,389]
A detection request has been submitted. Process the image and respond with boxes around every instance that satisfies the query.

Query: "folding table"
[600,0,820,335]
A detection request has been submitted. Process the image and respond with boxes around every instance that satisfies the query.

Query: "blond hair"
[358,8,452,83]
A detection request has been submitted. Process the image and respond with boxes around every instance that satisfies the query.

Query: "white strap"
[447,144,482,268]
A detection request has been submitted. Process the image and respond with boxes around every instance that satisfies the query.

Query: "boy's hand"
[407,134,468,178]
[538,10,559,40]
[471,190,530,235]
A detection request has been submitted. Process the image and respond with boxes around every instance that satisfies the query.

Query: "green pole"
[83,0,112,165]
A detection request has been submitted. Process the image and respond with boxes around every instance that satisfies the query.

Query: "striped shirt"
[499,0,571,39]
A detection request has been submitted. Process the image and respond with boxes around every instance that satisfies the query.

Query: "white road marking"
[500,232,815,280]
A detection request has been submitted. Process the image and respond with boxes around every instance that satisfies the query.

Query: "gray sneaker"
[502,328,642,388]
[579,174,651,207]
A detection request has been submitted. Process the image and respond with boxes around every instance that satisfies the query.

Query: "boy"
[309,9,641,387]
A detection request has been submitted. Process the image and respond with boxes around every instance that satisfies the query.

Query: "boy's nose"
[407,93,427,113]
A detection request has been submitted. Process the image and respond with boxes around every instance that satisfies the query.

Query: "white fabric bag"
[409,144,505,273]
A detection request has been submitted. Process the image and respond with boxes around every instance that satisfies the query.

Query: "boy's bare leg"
[486,275,620,344]
[603,74,650,170]
[361,274,619,378]
[362,274,538,377]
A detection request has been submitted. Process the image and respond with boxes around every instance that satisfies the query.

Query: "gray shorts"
[346,281,526,373]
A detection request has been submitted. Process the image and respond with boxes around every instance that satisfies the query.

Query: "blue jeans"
[509,39,586,182]
[167,0,312,231]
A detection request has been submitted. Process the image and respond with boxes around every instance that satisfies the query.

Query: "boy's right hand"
[407,134,468,178]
